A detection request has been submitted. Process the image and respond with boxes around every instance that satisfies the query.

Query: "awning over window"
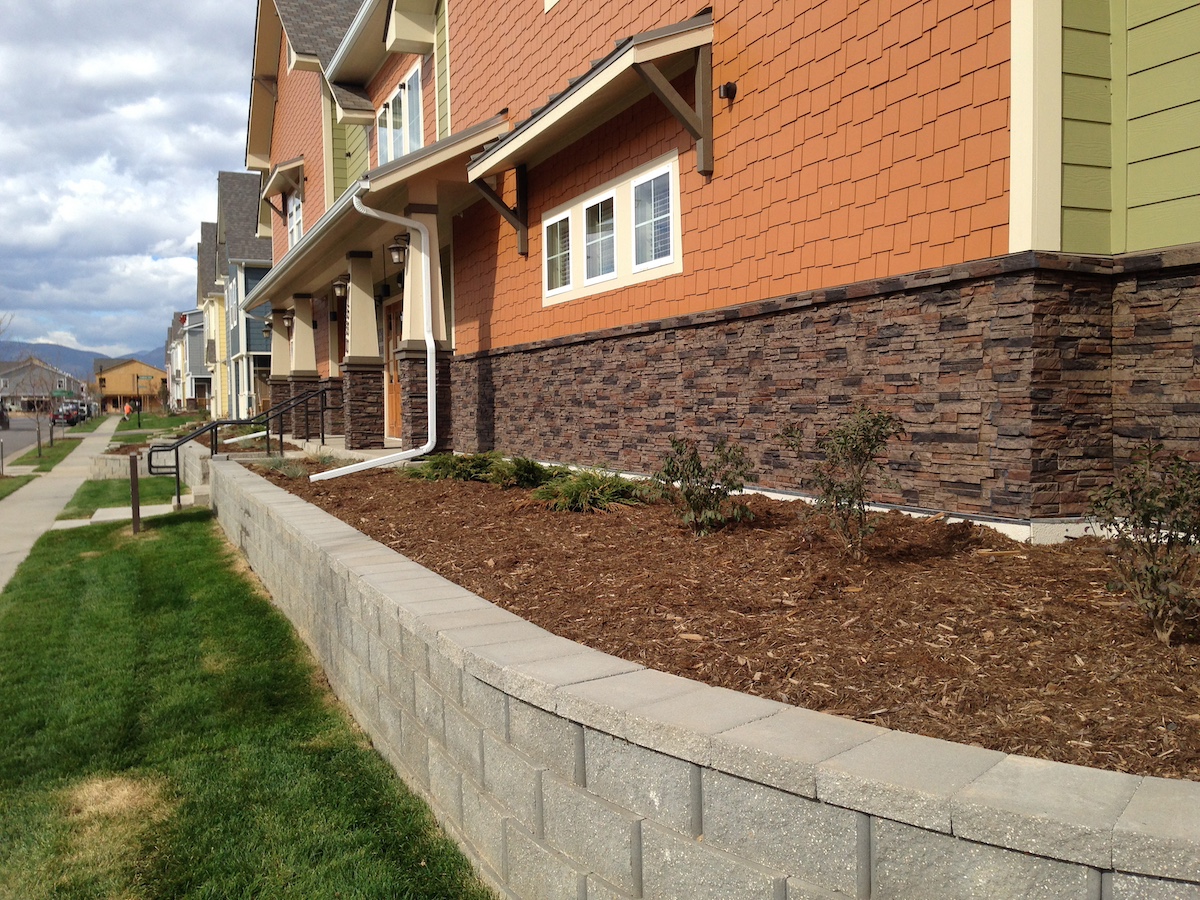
[466,10,713,182]
[261,157,305,200]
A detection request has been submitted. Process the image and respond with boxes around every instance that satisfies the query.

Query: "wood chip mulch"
[256,464,1200,782]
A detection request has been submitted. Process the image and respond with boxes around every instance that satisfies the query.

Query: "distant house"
[197,222,229,419]
[218,171,274,418]
[234,0,1200,537]
[166,310,210,411]
[2,357,87,412]
[93,358,168,413]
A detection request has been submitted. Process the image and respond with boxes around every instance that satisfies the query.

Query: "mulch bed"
[255,462,1200,781]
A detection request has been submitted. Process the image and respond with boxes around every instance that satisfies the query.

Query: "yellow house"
[93,358,168,413]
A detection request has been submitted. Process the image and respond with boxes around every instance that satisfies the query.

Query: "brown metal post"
[130,453,141,535]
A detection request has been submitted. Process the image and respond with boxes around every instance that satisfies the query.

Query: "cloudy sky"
[0,0,258,357]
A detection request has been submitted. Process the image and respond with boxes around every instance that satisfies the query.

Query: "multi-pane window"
[286,193,303,247]
[377,64,423,164]
[584,195,615,282]
[540,154,679,304]
[633,170,672,268]
[544,214,571,293]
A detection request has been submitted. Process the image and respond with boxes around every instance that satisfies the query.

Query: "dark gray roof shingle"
[196,222,220,302]
[274,0,363,69]
[218,171,273,264]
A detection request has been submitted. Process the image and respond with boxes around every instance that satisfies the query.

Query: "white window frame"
[631,164,674,272]
[377,63,423,165]
[543,211,572,296]
[583,191,617,286]
[286,193,303,247]
[539,152,681,306]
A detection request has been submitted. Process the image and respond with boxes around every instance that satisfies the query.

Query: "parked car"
[52,404,82,426]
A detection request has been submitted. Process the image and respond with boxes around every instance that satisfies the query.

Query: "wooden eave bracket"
[472,164,528,255]
[633,44,713,175]
[264,197,286,221]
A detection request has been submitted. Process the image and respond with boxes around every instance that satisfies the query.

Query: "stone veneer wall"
[209,457,1200,900]
[452,248,1200,522]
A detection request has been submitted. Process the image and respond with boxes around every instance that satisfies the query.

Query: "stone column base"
[342,361,385,450]
[322,377,344,437]
[396,348,453,452]
[288,374,321,440]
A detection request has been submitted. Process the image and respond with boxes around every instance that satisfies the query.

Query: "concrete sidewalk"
[0,416,144,592]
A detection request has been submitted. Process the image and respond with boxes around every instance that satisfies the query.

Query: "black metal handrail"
[146,388,340,504]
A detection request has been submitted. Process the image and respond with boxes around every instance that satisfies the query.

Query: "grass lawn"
[57,477,186,520]
[115,413,206,433]
[13,439,81,472]
[0,475,36,502]
[0,510,494,900]
[68,416,110,434]
[107,432,155,445]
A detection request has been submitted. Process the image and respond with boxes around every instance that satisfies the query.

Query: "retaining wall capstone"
[209,458,1200,900]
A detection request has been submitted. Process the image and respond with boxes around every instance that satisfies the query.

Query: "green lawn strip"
[68,415,110,434]
[57,477,185,520]
[115,413,206,433]
[107,432,157,445]
[0,512,494,900]
[0,475,37,502]
[13,439,82,472]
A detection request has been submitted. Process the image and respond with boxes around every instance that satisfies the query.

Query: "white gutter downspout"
[310,196,437,481]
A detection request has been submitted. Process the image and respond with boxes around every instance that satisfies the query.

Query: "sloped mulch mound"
[256,463,1200,781]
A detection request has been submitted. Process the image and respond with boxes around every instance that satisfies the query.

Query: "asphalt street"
[1,415,56,469]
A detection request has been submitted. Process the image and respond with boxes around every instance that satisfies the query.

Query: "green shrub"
[405,452,500,482]
[261,457,309,479]
[782,405,903,559]
[1089,443,1200,646]
[653,436,752,534]
[532,470,642,513]
[487,456,565,489]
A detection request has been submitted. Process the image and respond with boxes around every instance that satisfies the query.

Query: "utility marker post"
[130,453,141,535]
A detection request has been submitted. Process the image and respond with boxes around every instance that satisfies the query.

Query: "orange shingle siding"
[451,0,1010,354]
[270,31,327,262]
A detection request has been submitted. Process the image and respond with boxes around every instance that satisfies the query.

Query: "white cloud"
[0,0,257,356]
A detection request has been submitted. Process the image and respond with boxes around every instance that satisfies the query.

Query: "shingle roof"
[218,171,273,264]
[274,0,362,69]
[197,222,220,302]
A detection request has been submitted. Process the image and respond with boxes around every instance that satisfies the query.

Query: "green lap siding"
[1123,0,1200,250]
[1062,0,1113,253]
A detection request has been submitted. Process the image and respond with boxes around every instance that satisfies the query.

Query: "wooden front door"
[384,299,403,439]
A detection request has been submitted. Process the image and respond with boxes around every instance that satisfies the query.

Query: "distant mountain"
[0,340,165,382]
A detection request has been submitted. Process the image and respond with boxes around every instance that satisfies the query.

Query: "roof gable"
[217,172,273,264]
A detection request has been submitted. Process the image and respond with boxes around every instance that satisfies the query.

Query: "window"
[633,169,672,268]
[584,195,615,283]
[377,64,423,164]
[286,193,303,247]
[539,153,681,305]
[544,213,571,293]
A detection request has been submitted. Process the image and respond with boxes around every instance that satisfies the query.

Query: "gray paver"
[623,684,785,763]
[584,730,698,835]
[702,768,860,895]
[641,821,787,900]
[710,706,886,798]
[1114,775,1200,882]
[817,730,1004,833]
[1111,872,1200,900]
[503,824,585,900]
[541,773,641,895]
[557,668,709,737]
[871,817,1098,900]
[953,754,1142,868]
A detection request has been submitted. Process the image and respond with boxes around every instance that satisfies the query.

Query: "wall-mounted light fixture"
[718,81,737,100]
[332,274,350,299]
[387,232,410,267]
[282,310,295,328]
[262,320,271,339]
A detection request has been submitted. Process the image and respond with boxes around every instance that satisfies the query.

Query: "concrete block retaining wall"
[209,458,1200,900]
